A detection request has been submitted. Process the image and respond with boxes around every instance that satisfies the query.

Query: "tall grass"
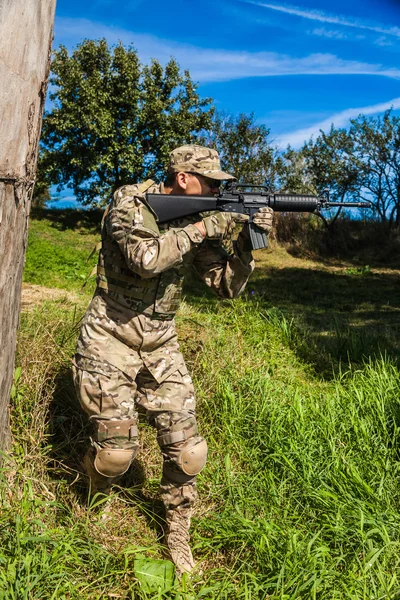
[192,300,400,598]
[3,212,400,598]
[2,296,400,598]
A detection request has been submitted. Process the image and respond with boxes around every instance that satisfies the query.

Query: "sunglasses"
[196,174,222,189]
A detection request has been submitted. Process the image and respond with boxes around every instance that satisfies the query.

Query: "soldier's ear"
[176,172,189,191]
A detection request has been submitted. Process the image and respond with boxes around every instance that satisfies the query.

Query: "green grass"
[192,301,400,598]
[23,209,101,291]
[3,211,400,598]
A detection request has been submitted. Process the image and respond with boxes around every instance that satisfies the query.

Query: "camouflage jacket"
[75,182,255,382]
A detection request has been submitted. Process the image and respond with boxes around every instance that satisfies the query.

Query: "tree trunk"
[0,0,56,453]
[395,185,400,229]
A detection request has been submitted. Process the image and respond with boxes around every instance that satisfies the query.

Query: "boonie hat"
[168,144,235,180]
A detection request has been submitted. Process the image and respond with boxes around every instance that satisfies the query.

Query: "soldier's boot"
[155,411,207,575]
[164,506,195,576]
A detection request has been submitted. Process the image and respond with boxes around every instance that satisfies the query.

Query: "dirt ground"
[21,283,81,311]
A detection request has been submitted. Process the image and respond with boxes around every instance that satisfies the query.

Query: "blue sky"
[51,0,400,205]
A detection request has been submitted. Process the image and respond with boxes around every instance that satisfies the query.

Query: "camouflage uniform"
[72,145,259,573]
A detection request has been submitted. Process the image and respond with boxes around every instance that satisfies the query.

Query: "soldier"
[72,145,273,575]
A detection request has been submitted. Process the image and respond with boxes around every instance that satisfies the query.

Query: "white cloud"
[310,28,367,42]
[375,36,394,48]
[246,1,400,38]
[276,97,400,148]
[54,17,400,83]
[311,28,348,40]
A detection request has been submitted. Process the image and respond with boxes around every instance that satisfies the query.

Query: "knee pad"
[94,447,138,478]
[161,435,208,477]
[179,436,208,476]
[156,413,207,477]
[92,417,139,478]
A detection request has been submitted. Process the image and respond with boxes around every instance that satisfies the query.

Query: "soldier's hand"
[201,212,249,240]
[252,207,274,234]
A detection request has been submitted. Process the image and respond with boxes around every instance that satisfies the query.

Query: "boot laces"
[166,508,194,574]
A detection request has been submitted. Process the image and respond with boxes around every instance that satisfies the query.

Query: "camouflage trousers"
[72,354,203,509]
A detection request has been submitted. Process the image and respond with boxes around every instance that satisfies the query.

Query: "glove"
[252,206,274,234]
[202,212,249,240]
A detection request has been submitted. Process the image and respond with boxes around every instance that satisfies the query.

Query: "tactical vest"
[95,181,186,320]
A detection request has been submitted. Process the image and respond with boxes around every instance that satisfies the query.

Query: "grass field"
[2,211,400,598]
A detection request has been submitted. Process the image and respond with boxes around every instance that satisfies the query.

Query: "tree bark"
[0,0,56,453]
[395,184,400,229]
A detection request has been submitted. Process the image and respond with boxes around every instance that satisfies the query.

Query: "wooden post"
[0,0,56,452]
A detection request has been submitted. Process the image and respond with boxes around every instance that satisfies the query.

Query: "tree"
[199,112,281,187]
[40,39,214,206]
[0,0,56,452]
[279,146,318,194]
[281,128,361,229]
[286,111,400,228]
[303,127,360,228]
[348,110,400,227]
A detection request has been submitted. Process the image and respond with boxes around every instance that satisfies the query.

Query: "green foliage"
[23,212,99,291]
[279,146,318,194]
[345,264,371,276]
[348,109,400,226]
[193,300,400,598]
[199,111,281,186]
[5,214,400,597]
[31,180,51,210]
[302,127,359,204]
[40,39,214,206]
[282,128,360,229]
[6,289,400,598]
[282,109,400,228]
[133,558,177,593]
[38,37,400,228]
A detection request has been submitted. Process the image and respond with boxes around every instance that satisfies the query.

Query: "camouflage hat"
[168,145,235,181]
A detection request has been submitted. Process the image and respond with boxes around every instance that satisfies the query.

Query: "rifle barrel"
[327,202,372,208]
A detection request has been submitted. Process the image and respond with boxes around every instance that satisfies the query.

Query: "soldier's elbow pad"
[180,437,208,476]
[94,447,139,478]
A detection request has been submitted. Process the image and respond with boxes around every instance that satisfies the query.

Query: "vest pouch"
[153,267,184,318]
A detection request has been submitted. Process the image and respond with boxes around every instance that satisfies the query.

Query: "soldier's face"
[186,173,221,196]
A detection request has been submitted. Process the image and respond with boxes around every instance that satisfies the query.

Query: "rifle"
[146,182,371,250]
